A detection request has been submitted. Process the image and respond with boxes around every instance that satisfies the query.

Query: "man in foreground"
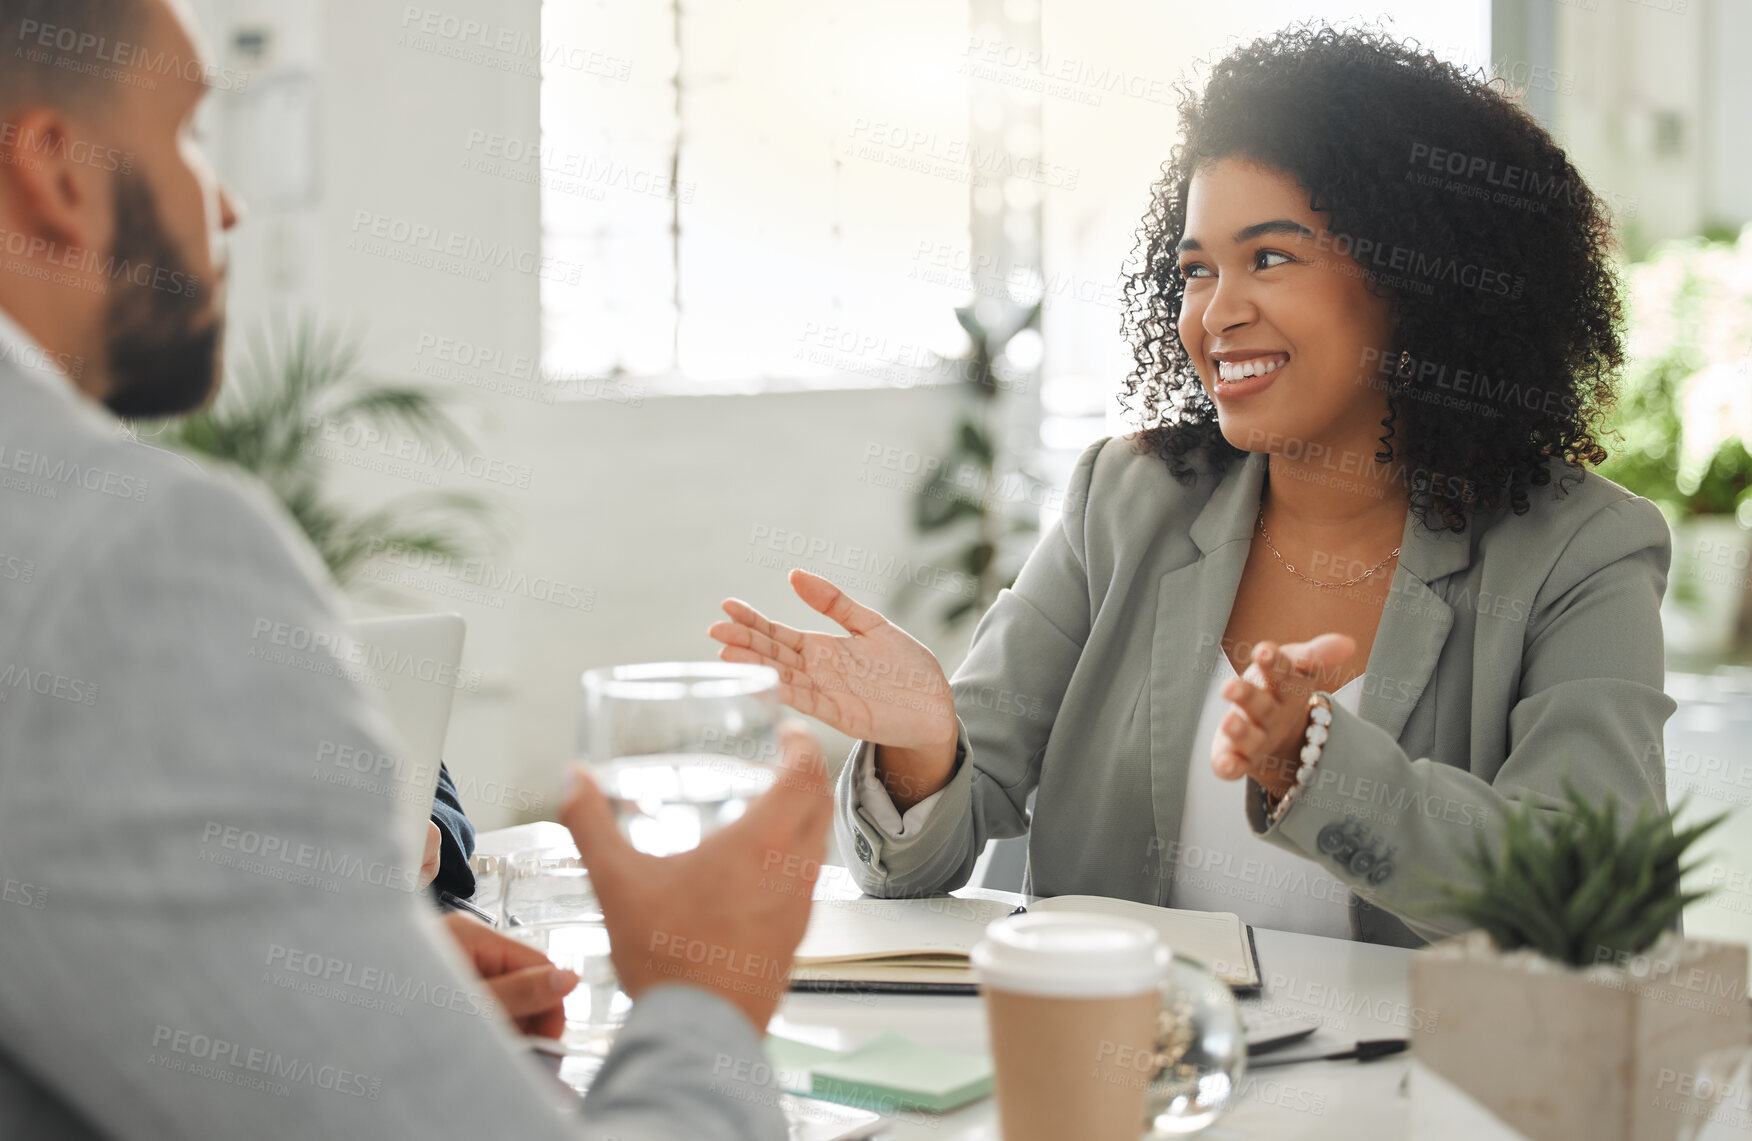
[0,0,825,1137]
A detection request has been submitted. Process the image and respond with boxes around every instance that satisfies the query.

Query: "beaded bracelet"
[1265,692,1333,826]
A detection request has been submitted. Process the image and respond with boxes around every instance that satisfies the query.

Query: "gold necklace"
[1256,511,1400,590]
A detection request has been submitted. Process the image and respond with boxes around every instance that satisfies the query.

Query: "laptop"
[346,613,467,851]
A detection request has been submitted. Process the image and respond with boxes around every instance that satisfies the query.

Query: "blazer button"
[854,833,873,864]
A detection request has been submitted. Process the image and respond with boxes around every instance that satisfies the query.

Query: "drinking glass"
[506,920,626,1058]
[580,662,781,856]
[1142,954,1247,1134]
[502,851,602,928]
[466,852,506,924]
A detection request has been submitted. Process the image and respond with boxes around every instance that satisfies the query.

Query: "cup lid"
[971,911,1163,997]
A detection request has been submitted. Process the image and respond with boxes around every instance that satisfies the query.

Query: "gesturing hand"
[560,723,833,1034]
[709,569,956,751]
[1210,634,1356,798]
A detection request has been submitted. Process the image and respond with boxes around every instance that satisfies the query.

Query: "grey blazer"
[837,436,1674,948]
[0,360,782,1140]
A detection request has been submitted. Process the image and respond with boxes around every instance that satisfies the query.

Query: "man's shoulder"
[0,377,328,610]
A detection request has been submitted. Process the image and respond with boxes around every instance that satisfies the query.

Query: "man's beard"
[101,178,225,420]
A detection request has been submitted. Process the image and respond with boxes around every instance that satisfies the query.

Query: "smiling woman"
[1124,24,1621,534]
[714,23,1675,950]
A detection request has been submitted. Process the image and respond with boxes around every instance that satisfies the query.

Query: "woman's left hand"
[1211,634,1355,797]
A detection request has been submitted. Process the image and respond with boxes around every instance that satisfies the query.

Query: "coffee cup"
[972,911,1243,1139]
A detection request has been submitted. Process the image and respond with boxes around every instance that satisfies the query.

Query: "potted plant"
[1598,224,1752,659]
[1409,787,1746,1141]
[130,316,496,588]
[907,300,1044,629]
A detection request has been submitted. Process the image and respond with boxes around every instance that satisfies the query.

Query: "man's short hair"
[0,0,150,115]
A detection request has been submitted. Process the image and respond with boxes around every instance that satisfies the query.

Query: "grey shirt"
[0,351,782,1140]
[837,436,1675,948]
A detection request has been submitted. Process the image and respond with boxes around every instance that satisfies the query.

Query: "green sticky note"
[764,1035,845,1093]
[807,1032,993,1114]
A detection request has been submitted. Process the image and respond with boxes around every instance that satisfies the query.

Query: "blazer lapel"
[1360,512,1470,740]
[1144,455,1474,887]
[1146,454,1267,897]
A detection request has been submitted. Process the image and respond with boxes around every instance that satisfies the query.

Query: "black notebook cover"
[789,924,1264,997]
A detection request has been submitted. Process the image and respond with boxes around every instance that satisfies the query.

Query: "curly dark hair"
[1120,23,1622,531]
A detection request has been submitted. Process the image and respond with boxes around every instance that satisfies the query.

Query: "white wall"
[1548,0,1752,248]
[193,0,977,830]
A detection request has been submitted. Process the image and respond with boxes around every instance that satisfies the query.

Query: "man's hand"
[441,912,579,1039]
[561,723,832,1033]
[419,821,443,887]
[1211,634,1355,798]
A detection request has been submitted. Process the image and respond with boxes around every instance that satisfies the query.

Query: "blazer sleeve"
[1246,494,1677,944]
[0,474,783,1141]
[835,439,1103,896]
[428,763,477,900]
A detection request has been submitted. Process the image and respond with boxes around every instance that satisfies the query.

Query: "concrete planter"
[1409,931,1749,1141]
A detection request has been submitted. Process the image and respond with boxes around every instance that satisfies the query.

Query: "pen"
[1246,1038,1407,1069]
[439,890,498,926]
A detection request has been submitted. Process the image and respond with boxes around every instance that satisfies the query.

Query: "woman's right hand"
[710,569,957,752]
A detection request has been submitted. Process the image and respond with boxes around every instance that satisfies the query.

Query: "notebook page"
[795,897,1015,964]
[1033,895,1256,985]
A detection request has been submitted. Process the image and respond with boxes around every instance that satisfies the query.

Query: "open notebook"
[791,894,1261,995]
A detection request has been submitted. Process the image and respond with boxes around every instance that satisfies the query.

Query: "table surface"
[477,822,1412,1139]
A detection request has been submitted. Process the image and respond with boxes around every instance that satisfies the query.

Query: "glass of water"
[502,851,602,927]
[466,853,507,924]
[505,920,626,1059]
[580,662,781,857]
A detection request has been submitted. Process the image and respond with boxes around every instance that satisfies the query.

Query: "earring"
[1395,349,1414,379]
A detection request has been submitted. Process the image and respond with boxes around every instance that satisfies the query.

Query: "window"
[540,0,1492,454]
[542,1,979,392]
